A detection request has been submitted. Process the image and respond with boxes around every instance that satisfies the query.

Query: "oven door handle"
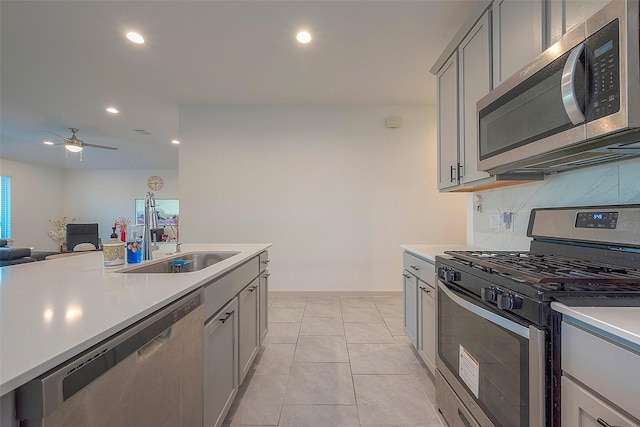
[438,282,530,339]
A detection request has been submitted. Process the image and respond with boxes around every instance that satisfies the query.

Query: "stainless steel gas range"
[435,204,640,427]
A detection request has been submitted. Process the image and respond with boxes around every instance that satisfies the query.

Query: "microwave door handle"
[561,43,586,125]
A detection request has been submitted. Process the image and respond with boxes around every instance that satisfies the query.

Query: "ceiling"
[0,0,479,170]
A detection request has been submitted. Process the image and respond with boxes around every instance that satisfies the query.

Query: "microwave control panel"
[586,19,620,121]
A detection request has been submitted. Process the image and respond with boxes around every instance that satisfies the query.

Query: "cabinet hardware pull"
[403,274,411,279]
[262,273,271,278]
[457,163,463,181]
[248,286,258,292]
[597,418,620,427]
[421,288,431,294]
[450,165,455,182]
[262,260,271,264]
[457,409,473,427]
[410,265,420,271]
[219,312,232,323]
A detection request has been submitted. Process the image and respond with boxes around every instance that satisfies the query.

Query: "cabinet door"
[562,376,639,427]
[239,278,260,383]
[459,12,491,184]
[492,0,543,85]
[403,272,418,347]
[549,0,611,47]
[259,272,269,344]
[437,52,460,190]
[417,281,436,375]
[204,299,238,427]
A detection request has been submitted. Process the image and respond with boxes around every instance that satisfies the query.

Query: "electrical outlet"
[489,214,499,229]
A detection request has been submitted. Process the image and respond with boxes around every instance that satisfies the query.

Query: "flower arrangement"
[114,216,132,242]
[48,216,76,244]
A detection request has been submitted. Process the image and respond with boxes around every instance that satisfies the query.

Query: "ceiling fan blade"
[46,130,69,140]
[83,143,119,150]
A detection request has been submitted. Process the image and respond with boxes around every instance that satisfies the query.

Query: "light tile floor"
[222,294,444,427]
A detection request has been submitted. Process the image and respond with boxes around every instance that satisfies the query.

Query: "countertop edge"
[0,243,271,396]
[401,244,484,262]
[551,301,640,348]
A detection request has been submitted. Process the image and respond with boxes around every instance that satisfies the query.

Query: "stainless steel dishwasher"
[15,289,203,427]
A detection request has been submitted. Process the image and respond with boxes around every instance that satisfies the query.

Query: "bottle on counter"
[103,225,125,267]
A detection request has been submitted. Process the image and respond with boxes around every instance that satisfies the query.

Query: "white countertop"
[401,244,485,262]
[551,302,640,348]
[0,243,270,396]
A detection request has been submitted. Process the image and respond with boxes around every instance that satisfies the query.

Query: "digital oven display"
[575,212,618,229]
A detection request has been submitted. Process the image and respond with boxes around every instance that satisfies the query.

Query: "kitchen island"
[0,243,270,425]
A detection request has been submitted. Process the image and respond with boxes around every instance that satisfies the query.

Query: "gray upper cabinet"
[437,11,492,190]
[437,53,460,190]
[548,0,612,47]
[459,12,492,184]
[492,0,543,85]
[432,0,547,192]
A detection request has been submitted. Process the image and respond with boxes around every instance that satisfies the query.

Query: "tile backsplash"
[472,158,640,250]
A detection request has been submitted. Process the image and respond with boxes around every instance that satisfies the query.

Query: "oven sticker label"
[459,345,479,398]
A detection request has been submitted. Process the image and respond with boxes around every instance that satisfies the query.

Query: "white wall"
[63,169,179,244]
[179,105,467,292]
[0,159,64,250]
[0,158,178,250]
[471,158,640,249]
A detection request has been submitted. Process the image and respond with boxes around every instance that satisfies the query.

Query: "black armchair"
[66,223,100,252]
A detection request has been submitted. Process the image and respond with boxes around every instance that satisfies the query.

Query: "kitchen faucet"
[143,191,159,260]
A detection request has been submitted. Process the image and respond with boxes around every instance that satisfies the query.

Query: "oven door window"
[438,284,530,426]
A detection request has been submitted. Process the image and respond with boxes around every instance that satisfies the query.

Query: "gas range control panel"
[481,286,523,310]
[437,266,461,282]
[438,266,524,312]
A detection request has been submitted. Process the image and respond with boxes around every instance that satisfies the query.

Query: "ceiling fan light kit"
[46,127,118,160]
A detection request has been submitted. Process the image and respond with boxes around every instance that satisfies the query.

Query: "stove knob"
[437,267,447,279]
[497,293,522,310]
[446,270,461,282]
[481,287,497,302]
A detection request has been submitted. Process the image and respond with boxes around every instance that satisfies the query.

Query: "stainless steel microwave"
[477,0,640,175]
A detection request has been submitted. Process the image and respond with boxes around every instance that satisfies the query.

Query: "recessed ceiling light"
[296,31,312,44]
[43,141,54,145]
[126,32,145,44]
[171,139,180,145]
[106,107,119,114]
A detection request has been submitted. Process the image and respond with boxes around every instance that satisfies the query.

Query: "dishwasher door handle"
[137,327,172,359]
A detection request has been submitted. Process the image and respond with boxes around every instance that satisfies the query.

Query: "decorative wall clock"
[147,175,164,191]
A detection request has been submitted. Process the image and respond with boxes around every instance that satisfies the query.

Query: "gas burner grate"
[445,251,640,285]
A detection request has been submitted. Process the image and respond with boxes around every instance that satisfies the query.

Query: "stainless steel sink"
[119,251,239,273]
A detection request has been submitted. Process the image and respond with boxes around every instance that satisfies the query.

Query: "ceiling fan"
[47,128,118,160]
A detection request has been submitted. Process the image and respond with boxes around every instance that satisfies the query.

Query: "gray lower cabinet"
[403,271,418,347]
[417,280,436,375]
[403,251,437,374]
[561,321,640,426]
[562,376,639,427]
[259,271,269,344]
[204,298,239,427]
[258,251,270,344]
[203,253,269,427]
[239,278,260,383]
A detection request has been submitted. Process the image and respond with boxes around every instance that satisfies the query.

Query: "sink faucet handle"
[176,242,182,253]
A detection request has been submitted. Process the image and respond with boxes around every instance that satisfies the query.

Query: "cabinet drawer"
[403,252,435,285]
[259,250,270,273]
[562,322,640,420]
[562,376,639,427]
[204,256,260,321]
